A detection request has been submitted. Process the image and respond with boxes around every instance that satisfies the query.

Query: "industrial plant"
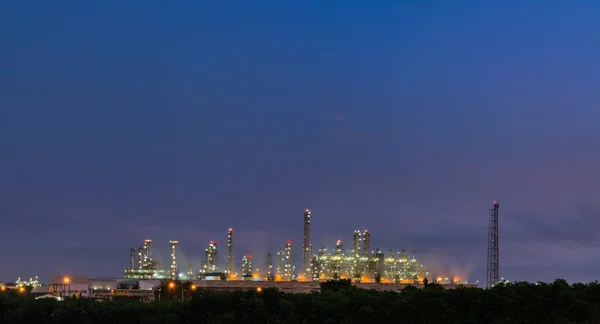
[123,209,433,284]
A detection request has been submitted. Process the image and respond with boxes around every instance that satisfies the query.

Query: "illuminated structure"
[226,228,234,276]
[129,248,135,271]
[241,255,252,280]
[15,276,41,288]
[486,201,500,288]
[169,240,179,280]
[310,231,429,283]
[267,252,274,280]
[362,230,371,257]
[187,264,194,278]
[284,240,293,280]
[205,241,218,273]
[124,239,167,279]
[353,230,361,256]
[302,209,312,278]
[142,239,152,268]
[118,208,449,284]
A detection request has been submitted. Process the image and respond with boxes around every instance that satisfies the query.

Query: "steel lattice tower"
[486,201,500,288]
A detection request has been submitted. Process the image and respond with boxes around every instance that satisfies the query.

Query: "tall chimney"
[138,247,143,269]
[130,248,136,270]
[169,241,179,280]
[227,228,234,275]
[302,209,312,278]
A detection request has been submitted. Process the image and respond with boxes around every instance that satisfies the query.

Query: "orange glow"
[274,275,283,282]
[63,277,70,284]
[1,286,5,291]
[297,275,311,282]
[169,282,175,288]
[191,285,196,290]
[256,287,262,292]
[19,287,24,292]
[360,276,375,283]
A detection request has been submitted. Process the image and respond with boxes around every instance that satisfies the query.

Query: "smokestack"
[267,252,274,280]
[130,248,135,270]
[362,230,371,257]
[353,230,361,256]
[302,209,312,278]
[138,247,143,269]
[169,241,179,280]
[412,249,416,260]
[227,228,233,275]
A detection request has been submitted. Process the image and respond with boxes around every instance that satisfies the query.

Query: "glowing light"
[63,277,70,284]
[286,240,292,245]
[191,285,196,290]
[169,282,175,288]
[257,287,262,292]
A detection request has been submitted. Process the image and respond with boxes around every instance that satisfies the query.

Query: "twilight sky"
[1,1,600,284]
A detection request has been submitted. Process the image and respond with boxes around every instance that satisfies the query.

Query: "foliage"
[1,279,600,323]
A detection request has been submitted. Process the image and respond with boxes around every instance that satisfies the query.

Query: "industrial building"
[120,208,437,284]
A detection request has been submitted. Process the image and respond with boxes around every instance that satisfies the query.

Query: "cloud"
[323,113,348,121]
[329,129,376,140]
[332,114,347,121]
[504,204,600,248]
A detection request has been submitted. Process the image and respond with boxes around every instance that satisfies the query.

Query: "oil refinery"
[123,209,437,284]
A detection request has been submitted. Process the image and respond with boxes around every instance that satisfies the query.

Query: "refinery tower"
[302,209,312,278]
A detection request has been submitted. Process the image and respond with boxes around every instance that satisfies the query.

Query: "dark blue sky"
[2,1,600,284]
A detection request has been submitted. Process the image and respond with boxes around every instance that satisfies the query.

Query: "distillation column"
[267,252,274,280]
[242,255,252,280]
[169,240,179,280]
[353,230,361,256]
[138,247,143,269]
[302,209,312,279]
[362,230,371,257]
[130,248,136,270]
[205,241,218,272]
[143,239,152,268]
[227,228,234,276]
[284,240,293,280]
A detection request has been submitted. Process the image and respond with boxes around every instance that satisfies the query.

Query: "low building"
[89,277,118,291]
[48,275,89,298]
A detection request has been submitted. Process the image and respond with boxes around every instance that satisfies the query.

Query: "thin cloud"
[329,129,376,140]
[332,114,347,121]
[323,113,348,121]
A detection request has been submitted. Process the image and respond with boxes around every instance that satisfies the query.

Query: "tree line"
[1,279,600,323]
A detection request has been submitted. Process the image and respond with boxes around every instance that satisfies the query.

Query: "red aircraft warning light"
[286,240,292,245]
